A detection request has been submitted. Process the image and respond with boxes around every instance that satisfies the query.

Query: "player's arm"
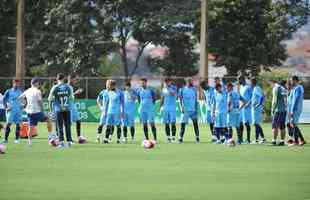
[194,89,199,112]
[271,87,278,115]
[97,93,103,108]
[178,90,184,113]
[3,90,9,110]
[227,94,232,112]
[151,89,156,104]
[48,85,56,111]
[18,91,28,109]
[291,87,301,114]
[120,91,125,117]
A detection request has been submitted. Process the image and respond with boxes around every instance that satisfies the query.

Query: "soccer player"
[226,82,241,143]
[250,78,266,144]
[271,80,288,146]
[102,80,124,144]
[96,80,110,143]
[123,81,137,143]
[212,83,228,144]
[136,78,157,141]
[160,78,177,143]
[238,76,253,144]
[0,90,5,132]
[2,79,23,144]
[48,73,74,148]
[67,73,85,142]
[200,80,216,141]
[288,76,306,146]
[19,78,54,146]
[178,78,200,143]
[286,80,294,144]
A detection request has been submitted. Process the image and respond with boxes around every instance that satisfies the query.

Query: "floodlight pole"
[199,0,208,81]
[16,0,25,80]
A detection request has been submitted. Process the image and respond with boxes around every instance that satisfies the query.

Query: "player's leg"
[56,111,65,147]
[122,113,128,142]
[76,120,81,138]
[130,126,135,141]
[129,113,135,141]
[295,125,305,145]
[277,113,286,146]
[243,108,251,143]
[178,112,188,143]
[115,114,122,144]
[97,113,106,142]
[163,111,171,143]
[171,111,177,142]
[228,126,233,140]
[191,112,200,143]
[3,122,11,143]
[143,123,149,140]
[103,114,113,143]
[64,111,73,146]
[150,122,157,141]
[148,110,157,141]
[245,122,251,143]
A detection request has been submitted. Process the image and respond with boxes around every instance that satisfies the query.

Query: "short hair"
[226,82,233,88]
[140,78,147,82]
[215,83,222,90]
[251,78,257,85]
[57,73,65,81]
[280,80,287,87]
[68,73,78,80]
[12,78,20,83]
[109,80,116,86]
[238,76,245,84]
[164,77,172,83]
[125,81,131,87]
[292,76,299,82]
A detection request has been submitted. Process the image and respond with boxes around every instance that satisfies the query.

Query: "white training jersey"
[20,87,43,114]
[0,93,4,109]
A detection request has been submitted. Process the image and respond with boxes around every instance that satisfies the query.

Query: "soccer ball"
[142,139,155,149]
[78,136,87,144]
[0,144,6,154]
[227,138,236,147]
[48,133,59,147]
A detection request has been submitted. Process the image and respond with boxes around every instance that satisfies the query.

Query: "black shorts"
[272,112,286,130]
[0,109,6,121]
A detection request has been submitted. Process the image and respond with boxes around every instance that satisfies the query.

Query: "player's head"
[140,78,147,88]
[287,79,292,90]
[226,82,234,92]
[280,80,287,88]
[31,77,40,88]
[164,77,172,87]
[68,73,78,85]
[125,81,131,90]
[250,78,257,87]
[56,73,65,83]
[187,78,194,87]
[105,79,112,89]
[12,78,21,88]
[291,75,299,86]
[214,77,221,85]
[215,83,222,92]
[200,80,209,90]
[238,76,246,85]
[109,80,116,91]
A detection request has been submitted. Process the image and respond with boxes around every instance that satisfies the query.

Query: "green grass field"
[1,123,310,200]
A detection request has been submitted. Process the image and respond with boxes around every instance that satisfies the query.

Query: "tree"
[201,0,310,76]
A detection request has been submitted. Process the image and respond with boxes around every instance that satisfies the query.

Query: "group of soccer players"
[0,74,306,147]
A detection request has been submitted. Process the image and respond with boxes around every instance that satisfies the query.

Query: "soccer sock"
[116,126,122,140]
[245,122,251,142]
[4,124,11,141]
[293,126,299,143]
[171,123,176,138]
[97,125,103,134]
[209,123,214,136]
[239,123,244,141]
[228,127,233,139]
[76,121,81,137]
[287,124,294,138]
[255,124,259,141]
[105,126,111,139]
[143,124,149,140]
[193,121,199,138]
[130,127,135,139]
[296,126,305,142]
[259,125,265,139]
[110,126,115,137]
[15,124,20,140]
[236,127,241,141]
[215,128,220,140]
[151,125,157,141]
[123,126,128,138]
[179,123,186,139]
[165,124,171,138]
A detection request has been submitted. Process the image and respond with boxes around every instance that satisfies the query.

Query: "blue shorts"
[242,107,252,124]
[205,110,213,124]
[227,110,240,128]
[6,110,22,124]
[291,112,302,124]
[140,110,154,124]
[214,112,227,128]
[180,111,197,124]
[99,113,106,125]
[0,109,5,121]
[252,107,263,124]
[162,110,176,124]
[70,106,80,123]
[123,112,135,127]
[28,112,48,126]
[106,113,121,126]
[272,112,286,129]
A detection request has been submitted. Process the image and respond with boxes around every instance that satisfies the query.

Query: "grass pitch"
[0,123,310,200]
